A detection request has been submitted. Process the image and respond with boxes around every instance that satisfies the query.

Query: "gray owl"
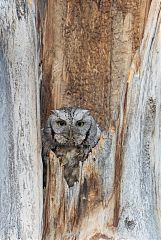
[42,107,101,187]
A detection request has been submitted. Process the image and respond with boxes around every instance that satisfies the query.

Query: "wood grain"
[41,0,151,128]
[0,1,42,239]
[41,0,161,239]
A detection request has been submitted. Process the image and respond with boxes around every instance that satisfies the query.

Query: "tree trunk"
[1,0,161,240]
[0,1,42,239]
[40,0,151,128]
[41,0,161,239]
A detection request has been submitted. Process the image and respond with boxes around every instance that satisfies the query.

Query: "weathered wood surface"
[43,132,114,240]
[0,0,161,239]
[0,1,42,239]
[41,0,161,239]
[117,1,161,238]
[40,0,151,128]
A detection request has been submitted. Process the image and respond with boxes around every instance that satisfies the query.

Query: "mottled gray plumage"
[42,107,101,187]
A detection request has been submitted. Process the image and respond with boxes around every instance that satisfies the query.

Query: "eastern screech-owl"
[42,107,101,187]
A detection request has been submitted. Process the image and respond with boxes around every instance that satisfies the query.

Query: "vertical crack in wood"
[113,81,129,227]
[42,154,51,240]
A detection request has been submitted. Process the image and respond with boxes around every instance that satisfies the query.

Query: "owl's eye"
[56,120,66,126]
[76,120,85,127]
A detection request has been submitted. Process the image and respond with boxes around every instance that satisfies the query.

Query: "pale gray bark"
[118,1,161,239]
[0,1,42,239]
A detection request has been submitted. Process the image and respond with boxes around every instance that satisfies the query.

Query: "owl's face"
[50,108,92,146]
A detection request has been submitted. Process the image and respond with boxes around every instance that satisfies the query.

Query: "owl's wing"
[81,118,101,162]
[42,115,57,157]
[85,119,101,149]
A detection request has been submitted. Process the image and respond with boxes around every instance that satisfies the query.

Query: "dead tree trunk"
[41,0,161,239]
[0,1,42,239]
[1,0,161,239]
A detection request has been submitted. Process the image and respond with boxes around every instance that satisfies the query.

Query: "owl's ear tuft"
[81,109,90,116]
[50,110,60,116]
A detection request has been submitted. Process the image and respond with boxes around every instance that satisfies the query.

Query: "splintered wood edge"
[42,131,114,239]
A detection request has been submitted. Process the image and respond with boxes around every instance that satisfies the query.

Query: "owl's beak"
[69,129,72,139]
[69,128,75,145]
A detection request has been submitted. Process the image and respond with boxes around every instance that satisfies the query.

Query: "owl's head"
[49,107,99,146]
